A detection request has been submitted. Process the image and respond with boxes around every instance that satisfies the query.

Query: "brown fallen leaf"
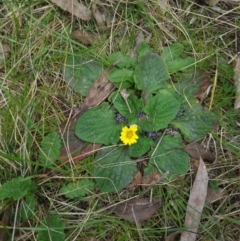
[120,89,131,113]
[50,0,91,20]
[59,121,101,162]
[73,30,102,46]
[157,0,170,14]
[234,53,240,110]
[141,172,163,187]
[127,171,142,190]
[184,143,215,163]
[92,3,106,30]
[193,70,212,101]
[81,65,115,111]
[0,204,12,241]
[181,158,208,241]
[113,197,163,223]
[59,66,115,162]
[165,231,182,241]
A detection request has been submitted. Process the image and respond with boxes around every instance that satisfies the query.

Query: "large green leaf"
[161,43,195,73]
[107,68,134,83]
[140,94,180,131]
[166,57,195,74]
[39,132,62,168]
[75,103,122,145]
[171,105,218,143]
[108,52,137,68]
[149,135,189,176]
[59,180,95,199]
[134,53,169,98]
[37,215,65,241]
[173,69,212,100]
[0,177,36,201]
[93,146,137,192]
[129,136,152,158]
[64,54,103,96]
[162,43,184,62]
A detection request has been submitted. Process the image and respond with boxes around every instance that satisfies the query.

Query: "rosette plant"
[74,42,217,193]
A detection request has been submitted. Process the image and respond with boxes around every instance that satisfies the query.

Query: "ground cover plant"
[0,0,240,241]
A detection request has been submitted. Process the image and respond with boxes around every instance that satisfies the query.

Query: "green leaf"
[113,80,134,90]
[129,136,152,158]
[171,104,218,142]
[64,54,103,96]
[37,215,65,241]
[108,52,137,68]
[0,177,36,201]
[20,194,37,221]
[149,135,189,176]
[137,41,153,60]
[141,94,180,131]
[162,43,184,62]
[161,43,195,73]
[173,70,211,99]
[107,68,134,83]
[166,57,195,73]
[134,53,169,98]
[59,180,94,199]
[93,146,138,192]
[39,132,62,168]
[75,103,122,145]
[59,120,101,163]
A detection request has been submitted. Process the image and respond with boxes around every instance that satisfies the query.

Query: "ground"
[0,0,239,240]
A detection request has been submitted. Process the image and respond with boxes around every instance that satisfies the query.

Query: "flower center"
[126,130,133,139]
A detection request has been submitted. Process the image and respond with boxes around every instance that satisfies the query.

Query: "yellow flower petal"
[120,125,139,145]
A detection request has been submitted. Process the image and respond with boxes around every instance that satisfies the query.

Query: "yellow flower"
[120,125,139,145]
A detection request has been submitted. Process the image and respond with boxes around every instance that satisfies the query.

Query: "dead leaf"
[59,114,101,163]
[127,171,142,190]
[193,70,212,101]
[205,187,224,205]
[112,197,163,223]
[157,0,170,14]
[73,30,102,46]
[181,158,208,241]
[50,0,91,20]
[81,65,115,111]
[234,53,240,110]
[0,204,12,241]
[59,66,115,162]
[165,231,182,241]
[141,172,163,187]
[92,3,106,30]
[120,89,131,113]
[184,143,215,163]
[0,43,10,70]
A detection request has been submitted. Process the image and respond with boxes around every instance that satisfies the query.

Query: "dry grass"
[0,0,240,240]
